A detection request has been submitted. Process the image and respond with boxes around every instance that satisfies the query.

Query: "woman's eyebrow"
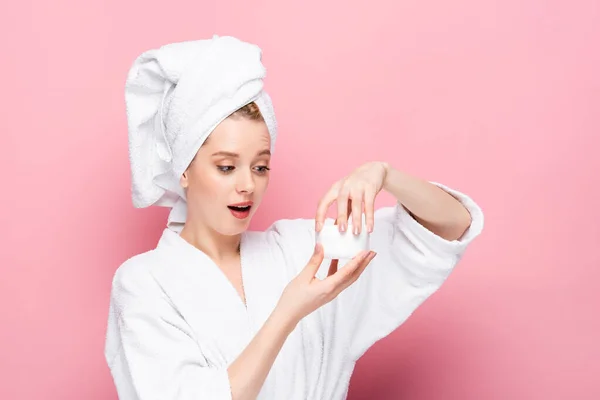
[211,149,271,157]
[211,151,239,157]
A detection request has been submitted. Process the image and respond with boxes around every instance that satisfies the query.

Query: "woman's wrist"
[271,304,300,335]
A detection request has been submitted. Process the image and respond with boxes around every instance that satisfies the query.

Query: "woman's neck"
[179,220,241,264]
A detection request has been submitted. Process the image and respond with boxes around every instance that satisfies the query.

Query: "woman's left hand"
[315,161,389,235]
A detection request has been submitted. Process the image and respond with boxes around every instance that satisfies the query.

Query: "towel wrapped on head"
[124,35,277,232]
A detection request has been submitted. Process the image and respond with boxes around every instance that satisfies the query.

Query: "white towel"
[124,35,277,232]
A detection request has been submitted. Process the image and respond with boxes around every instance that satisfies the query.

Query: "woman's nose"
[236,170,255,193]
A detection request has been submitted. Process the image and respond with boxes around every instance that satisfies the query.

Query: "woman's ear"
[180,170,189,189]
[181,154,197,189]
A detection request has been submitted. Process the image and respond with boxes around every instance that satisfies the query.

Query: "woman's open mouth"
[227,202,253,219]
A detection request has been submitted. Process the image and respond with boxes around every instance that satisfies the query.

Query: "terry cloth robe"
[104,182,484,399]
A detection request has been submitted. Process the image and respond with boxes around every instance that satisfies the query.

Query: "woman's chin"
[219,218,253,236]
[214,205,261,236]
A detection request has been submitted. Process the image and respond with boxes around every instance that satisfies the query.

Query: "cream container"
[315,218,371,260]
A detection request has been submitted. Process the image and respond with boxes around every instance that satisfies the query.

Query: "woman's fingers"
[321,250,376,292]
[336,188,350,232]
[315,184,340,232]
[301,243,325,280]
[363,184,376,233]
[317,181,373,234]
[345,251,374,287]
[350,189,363,234]
[337,251,376,294]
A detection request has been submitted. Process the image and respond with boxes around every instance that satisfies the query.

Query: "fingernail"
[368,251,377,259]
[367,225,373,233]
[340,223,346,232]
[353,226,359,235]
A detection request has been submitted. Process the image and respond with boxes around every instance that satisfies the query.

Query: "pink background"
[2,0,599,399]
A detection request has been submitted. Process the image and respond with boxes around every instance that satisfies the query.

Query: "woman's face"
[180,116,271,236]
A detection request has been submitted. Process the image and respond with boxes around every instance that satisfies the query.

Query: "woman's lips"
[227,203,252,219]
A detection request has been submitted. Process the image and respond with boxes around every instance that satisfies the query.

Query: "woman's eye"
[217,166,235,173]
[255,166,271,173]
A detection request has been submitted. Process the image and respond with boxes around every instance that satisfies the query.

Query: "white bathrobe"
[104,182,484,399]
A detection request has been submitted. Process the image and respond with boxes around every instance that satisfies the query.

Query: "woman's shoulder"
[267,216,315,234]
[250,217,316,244]
[109,228,185,293]
[109,249,165,300]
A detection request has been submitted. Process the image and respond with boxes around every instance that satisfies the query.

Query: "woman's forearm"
[382,164,472,241]
[227,307,297,400]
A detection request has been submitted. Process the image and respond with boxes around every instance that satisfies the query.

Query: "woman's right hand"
[275,244,377,327]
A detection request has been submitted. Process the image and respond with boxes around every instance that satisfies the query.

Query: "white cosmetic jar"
[315,218,371,260]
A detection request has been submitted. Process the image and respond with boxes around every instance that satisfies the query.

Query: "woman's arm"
[226,307,295,400]
[381,164,472,241]
[309,162,484,361]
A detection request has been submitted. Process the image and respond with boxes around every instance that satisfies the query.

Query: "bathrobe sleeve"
[104,255,232,400]
[268,182,483,362]
[339,182,484,360]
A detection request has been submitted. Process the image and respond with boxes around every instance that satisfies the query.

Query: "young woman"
[104,35,484,400]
